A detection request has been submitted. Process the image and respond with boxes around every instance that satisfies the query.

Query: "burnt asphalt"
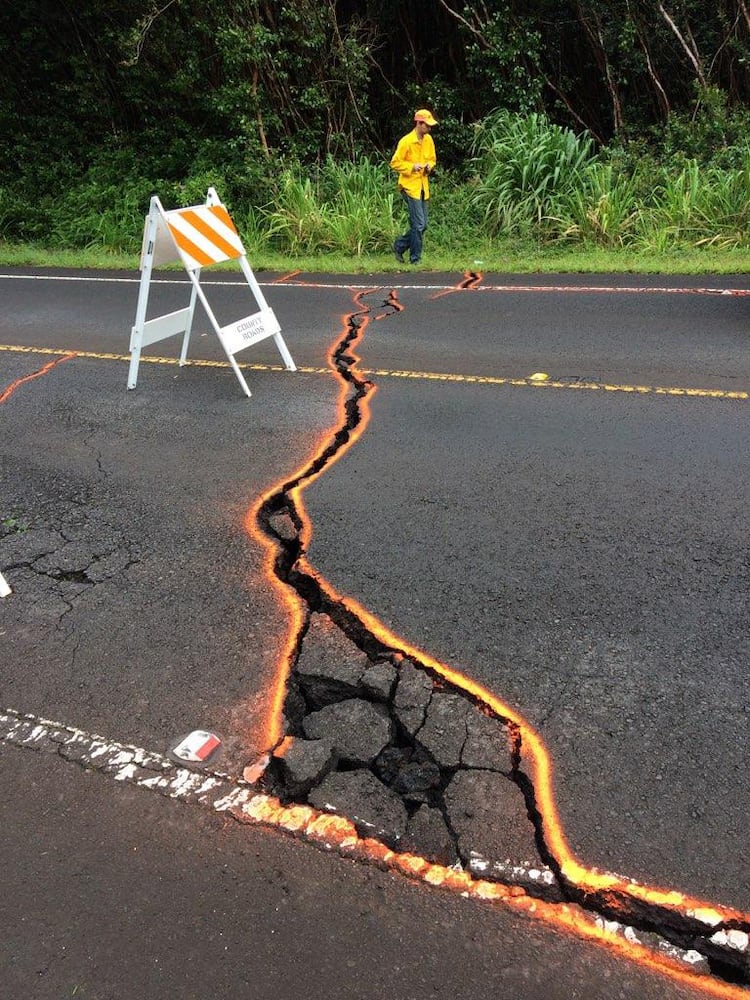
[1,266,749,999]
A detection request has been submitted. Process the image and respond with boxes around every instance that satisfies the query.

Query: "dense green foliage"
[2,1,750,257]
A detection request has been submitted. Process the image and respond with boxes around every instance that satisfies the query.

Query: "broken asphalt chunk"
[296,612,371,706]
[308,768,407,847]
[267,510,299,543]
[444,769,562,899]
[461,704,514,774]
[303,699,392,766]
[374,745,442,802]
[416,691,470,769]
[393,659,433,735]
[361,660,397,702]
[403,804,459,867]
[272,737,337,798]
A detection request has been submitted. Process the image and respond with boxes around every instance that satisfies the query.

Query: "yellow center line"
[1,343,747,401]
[0,342,327,375]
[364,366,750,400]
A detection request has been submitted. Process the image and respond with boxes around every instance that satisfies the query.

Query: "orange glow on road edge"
[0,353,77,403]
[430,271,483,300]
[229,792,749,1000]
[273,269,302,283]
[241,286,749,996]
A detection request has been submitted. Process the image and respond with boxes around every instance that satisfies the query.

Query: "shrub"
[470,110,597,235]
[635,156,750,250]
[552,162,640,247]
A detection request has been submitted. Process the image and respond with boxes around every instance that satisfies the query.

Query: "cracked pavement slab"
[2,268,750,997]
[301,279,750,903]
[246,279,750,984]
[0,327,340,773]
[303,371,750,909]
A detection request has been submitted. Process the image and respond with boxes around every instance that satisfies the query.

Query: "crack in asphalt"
[2,287,749,993]
[253,283,750,991]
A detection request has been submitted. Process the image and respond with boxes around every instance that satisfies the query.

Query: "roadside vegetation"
[3,107,750,274]
[3,4,750,273]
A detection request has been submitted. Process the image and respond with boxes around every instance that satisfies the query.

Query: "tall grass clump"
[470,111,597,235]
[262,156,397,255]
[319,158,397,255]
[635,154,750,250]
[552,162,640,246]
[262,170,329,254]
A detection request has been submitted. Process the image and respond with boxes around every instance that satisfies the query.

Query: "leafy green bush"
[4,108,750,258]
[261,157,397,255]
[659,86,750,170]
[50,172,153,253]
[469,111,597,234]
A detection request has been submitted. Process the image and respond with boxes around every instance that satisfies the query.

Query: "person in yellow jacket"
[390,108,438,265]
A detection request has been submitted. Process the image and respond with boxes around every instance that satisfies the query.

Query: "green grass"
[4,115,750,275]
[2,237,750,274]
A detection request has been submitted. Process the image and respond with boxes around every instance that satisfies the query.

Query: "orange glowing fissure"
[431,270,483,300]
[242,284,749,998]
[0,353,77,404]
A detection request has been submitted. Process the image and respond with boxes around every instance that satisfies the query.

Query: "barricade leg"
[127,338,142,390]
[273,332,297,371]
[188,270,252,397]
[237,257,296,370]
[227,356,252,397]
[179,280,200,366]
[128,202,159,390]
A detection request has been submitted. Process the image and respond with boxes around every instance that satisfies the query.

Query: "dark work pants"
[395,191,429,263]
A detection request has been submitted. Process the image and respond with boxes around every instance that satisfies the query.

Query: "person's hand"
[412,163,423,173]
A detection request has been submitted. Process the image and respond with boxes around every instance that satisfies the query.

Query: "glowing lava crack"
[246,284,750,997]
[3,287,748,996]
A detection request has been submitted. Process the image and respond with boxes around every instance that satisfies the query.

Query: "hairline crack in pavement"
[1,279,749,997]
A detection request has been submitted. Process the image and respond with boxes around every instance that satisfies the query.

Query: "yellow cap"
[414,109,438,126]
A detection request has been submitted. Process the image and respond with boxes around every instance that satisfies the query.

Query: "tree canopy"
[2,1,750,211]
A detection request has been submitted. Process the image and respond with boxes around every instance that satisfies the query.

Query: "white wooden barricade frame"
[127,187,296,397]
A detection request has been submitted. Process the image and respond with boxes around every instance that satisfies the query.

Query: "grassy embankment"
[3,113,750,275]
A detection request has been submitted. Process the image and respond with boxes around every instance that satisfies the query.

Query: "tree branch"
[436,0,490,48]
[626,1,670,120]
[125,0,182,66]
[657,3,707,86]
[575,2,623,133]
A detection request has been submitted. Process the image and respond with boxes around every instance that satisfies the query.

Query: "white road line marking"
[0,273,748,296]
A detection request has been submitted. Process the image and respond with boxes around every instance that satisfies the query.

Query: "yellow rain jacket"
[390,128,437,199]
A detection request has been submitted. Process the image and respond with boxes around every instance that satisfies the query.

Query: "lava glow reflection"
[240,284,750,998]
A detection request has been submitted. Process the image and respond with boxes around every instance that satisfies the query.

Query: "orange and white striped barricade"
[127,187,296,397]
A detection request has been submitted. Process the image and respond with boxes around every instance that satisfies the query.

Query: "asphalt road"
[303,274,750,910]
[1,266,748,999]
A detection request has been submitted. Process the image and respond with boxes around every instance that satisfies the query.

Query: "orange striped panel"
[209,203,239,237]
[168,225,216,268]
[180,208,242,262]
